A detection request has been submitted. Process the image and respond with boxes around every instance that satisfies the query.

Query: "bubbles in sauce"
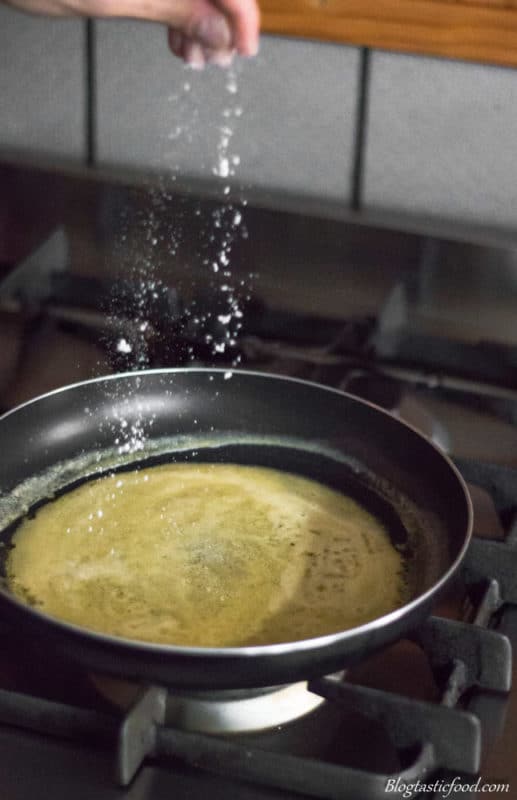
[7,464,410,648]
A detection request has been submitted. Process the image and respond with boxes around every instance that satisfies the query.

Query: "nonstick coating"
[0,369,472,690]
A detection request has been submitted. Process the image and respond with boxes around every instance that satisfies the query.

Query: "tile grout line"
[350,47,371,212]
[85,19,97,167]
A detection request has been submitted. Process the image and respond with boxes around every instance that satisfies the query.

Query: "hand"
[5,0,260,68]
[167,0,260,68]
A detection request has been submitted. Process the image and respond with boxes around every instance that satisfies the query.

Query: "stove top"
[0,162,516,799]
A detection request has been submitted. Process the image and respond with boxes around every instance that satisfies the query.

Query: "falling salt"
[116,338,132,354]
[106,61,252,435]
[226,74,238,94]
[213,157,230,178]
[224,371,233,380]
[193,67,249,367]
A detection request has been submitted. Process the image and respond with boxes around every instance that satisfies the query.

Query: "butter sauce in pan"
[7,463,409,647]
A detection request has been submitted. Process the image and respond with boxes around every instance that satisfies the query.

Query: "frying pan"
[0,368,472,691]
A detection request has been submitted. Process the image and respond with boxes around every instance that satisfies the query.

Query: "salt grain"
[116,338,132,354]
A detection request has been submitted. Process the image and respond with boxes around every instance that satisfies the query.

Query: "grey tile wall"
[3,12,517,236]
[0,8,86,161]
[94,22,359,205]
[364,51,517,231]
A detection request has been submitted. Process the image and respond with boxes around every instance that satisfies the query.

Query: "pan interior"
[0,438,441,649]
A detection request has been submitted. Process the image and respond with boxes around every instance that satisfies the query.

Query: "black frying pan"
[0,369,472,690]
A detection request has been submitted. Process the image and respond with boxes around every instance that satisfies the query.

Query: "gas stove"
[0,162,516,799]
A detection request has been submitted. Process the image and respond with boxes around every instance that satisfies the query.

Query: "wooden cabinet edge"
[260,0,517,68]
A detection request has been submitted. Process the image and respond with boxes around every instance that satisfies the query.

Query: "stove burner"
[89,674,328,735]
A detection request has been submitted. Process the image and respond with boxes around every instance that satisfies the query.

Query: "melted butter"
[7,463,409,647]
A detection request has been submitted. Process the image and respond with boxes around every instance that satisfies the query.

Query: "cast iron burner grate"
[0,459,515,800]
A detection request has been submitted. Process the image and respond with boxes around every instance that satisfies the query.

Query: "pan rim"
[0,367,473,659]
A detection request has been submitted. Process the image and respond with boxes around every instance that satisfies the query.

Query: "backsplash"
[1,8,517,238]
[0,9,86,161]
[95,22,359,206]
[364,51,517,232]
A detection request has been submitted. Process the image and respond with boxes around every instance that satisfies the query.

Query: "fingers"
[212,0,260,56]
[15,0,260,62]
[168,28,184,57]
[205,47,235,67]
[168,27,235,69]
[189,12,232,51]
[166,0,260,57]
[93,0,259,66]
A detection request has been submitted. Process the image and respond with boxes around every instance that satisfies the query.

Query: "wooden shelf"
[260,0,517,67]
